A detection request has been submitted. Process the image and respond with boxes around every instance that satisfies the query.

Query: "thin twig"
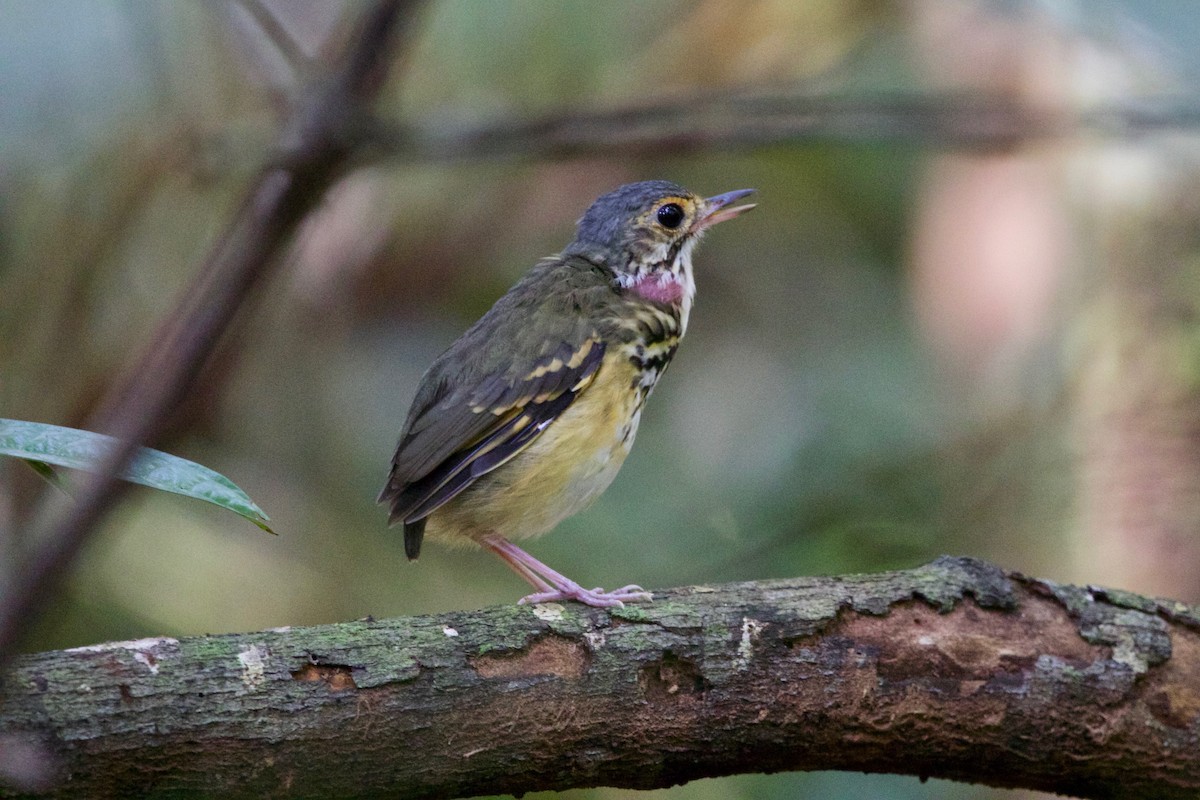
[0,0,425,663]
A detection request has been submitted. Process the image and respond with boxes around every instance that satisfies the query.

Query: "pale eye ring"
[656,203,684,229]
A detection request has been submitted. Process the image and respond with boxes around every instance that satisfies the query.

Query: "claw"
[519,584,652,608]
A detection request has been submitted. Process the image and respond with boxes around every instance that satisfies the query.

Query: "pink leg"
[480,535,652,608]
[484,539,555,594]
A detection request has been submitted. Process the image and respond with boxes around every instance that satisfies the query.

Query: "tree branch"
[2,557,1197,799]
[378,93,1200,162]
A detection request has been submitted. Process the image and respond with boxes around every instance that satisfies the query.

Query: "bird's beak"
[696,188,756,230]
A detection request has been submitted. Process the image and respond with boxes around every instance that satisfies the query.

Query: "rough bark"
[1,557,1198,799]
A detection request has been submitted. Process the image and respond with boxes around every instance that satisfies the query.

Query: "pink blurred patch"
[629,274,685,305]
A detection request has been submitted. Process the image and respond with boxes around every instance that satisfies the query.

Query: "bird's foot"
[519,582,652,608]
[481,534,652,608]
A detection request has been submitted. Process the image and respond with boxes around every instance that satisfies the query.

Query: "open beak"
[696,188,756,231]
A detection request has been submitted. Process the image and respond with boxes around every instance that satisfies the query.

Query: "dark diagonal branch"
[2,558,1198,799]
[0,0,425,662]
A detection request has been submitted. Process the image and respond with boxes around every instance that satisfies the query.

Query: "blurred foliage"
[4,1,1200,798]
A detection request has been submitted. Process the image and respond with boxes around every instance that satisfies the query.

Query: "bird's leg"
[480,534,652,608]
[482,538,555,594]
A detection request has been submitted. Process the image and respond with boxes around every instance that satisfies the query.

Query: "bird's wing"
[378,326,607,529]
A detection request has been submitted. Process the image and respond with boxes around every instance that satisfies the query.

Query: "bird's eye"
[656,203,685,229]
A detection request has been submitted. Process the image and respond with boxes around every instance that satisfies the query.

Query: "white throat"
[674,237,698,333]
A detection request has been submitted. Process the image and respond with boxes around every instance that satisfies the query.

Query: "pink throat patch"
[629,274,684,305]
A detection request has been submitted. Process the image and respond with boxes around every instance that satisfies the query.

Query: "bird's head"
[565,180,755,325]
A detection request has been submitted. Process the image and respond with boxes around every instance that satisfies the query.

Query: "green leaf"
[0,419,274,533]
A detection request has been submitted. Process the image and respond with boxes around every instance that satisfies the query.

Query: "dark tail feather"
[380,475,426,560]
[403,518,426,560]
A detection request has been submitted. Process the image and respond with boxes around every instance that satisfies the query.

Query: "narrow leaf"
[0,419,273,533]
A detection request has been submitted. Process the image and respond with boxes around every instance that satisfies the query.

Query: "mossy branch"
[2,557,1198,799]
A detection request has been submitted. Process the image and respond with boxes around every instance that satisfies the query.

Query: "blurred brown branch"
[1,558,1197,798]
[0,0,426,662]
[378,93,1200,161]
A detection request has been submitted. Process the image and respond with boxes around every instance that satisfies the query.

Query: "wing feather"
[379,335,605,529]
[397,377,589,523]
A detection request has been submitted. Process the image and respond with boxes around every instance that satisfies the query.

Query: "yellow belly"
[425,353,642,546]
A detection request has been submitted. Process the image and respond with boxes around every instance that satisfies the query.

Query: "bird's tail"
[379,476,426,561]
[402,518,425,561]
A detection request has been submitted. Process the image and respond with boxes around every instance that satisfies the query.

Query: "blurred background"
[4,1,1200,798]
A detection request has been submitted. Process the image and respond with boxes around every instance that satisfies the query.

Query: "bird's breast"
[427,350,648,543]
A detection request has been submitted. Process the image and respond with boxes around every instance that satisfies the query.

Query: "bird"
[379,180,755,607]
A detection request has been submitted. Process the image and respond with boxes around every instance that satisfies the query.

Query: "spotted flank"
[626,338,679,390]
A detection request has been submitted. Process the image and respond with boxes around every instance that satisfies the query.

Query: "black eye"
[656,203,684,229]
